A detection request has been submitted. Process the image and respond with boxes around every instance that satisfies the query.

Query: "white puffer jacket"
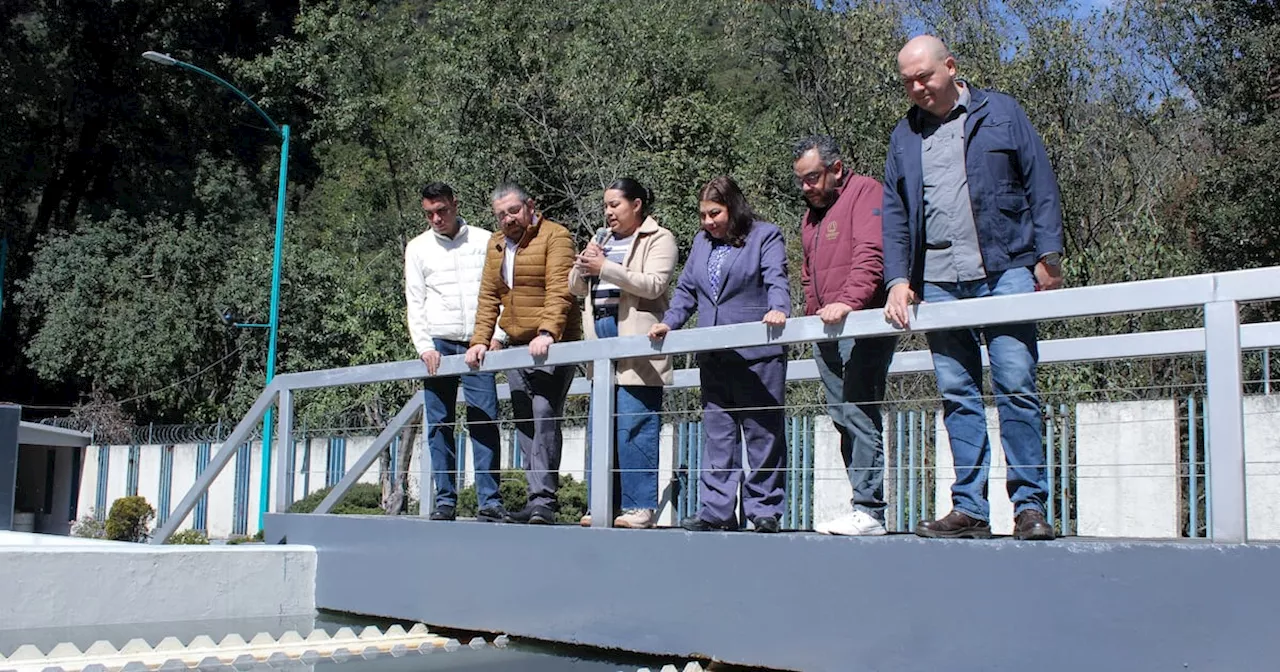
[404,221,505,354]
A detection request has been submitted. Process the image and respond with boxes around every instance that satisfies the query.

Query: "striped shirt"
[590,232,635,309]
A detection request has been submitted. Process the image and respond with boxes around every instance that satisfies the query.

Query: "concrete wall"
[0,532,316,633]
[1075,400,1179,538]
[812,416,851,526]
[1245,395,1280,540]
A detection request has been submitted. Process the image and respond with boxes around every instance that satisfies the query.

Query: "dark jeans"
[585,315,663,511]
[423,339,501,510]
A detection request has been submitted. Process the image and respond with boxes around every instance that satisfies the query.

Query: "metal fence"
[147,266,1280,544]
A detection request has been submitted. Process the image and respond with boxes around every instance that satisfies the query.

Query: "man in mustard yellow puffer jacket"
[467,183,582,524]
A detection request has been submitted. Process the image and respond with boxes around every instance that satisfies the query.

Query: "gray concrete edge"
[266,512,1280,672]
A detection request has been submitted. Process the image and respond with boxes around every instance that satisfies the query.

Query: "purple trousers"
[696,352,788,525]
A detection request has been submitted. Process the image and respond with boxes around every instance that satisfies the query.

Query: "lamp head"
[142,51,177,66]
[219,305,239,327]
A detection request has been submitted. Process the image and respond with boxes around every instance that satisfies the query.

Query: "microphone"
[587,227,610,287]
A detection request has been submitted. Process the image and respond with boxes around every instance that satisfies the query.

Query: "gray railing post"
[1204,300,1247,543]
[274,386,294,513]
[589,358,616,528]
[315,392,423,515]
[150,386,280,543]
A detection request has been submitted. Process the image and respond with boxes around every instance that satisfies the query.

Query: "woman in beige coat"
[569,178,677,528]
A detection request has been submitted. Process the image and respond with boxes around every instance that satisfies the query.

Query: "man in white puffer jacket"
[405,182,507,522]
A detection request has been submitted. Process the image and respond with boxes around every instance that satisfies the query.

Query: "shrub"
[105,496,155,542]
[165,529,210,545]
[555,475,587,524]
[456,485,478,518]
[287,483,383,515]
[70,512,106,539]
[225,529,265,545]
[452,469,585,523]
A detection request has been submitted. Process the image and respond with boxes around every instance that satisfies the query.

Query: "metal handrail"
[149,265,1280,543]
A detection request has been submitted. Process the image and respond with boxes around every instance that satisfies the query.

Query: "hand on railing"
[884,284,921,329]
[817,302,853,324]
[648,323,671,340]
[465,344,488,368]
[529,333,554,358]
[420,350,442,376]
[762,310,787,327]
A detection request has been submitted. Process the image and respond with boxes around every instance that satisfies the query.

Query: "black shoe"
[506,503,557,525]
[476,506,507,523]
[680,515,738,532]
[1014,509,1056,541]
[429,505,456,521]
[528,505,556,525]
[915,510,992,539]
[752,516,780,533]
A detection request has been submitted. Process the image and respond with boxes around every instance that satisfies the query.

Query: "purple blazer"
[662,220,791,361]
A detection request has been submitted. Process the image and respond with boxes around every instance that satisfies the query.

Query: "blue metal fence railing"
[300,434,312,499]
[1184,394,1211,539]
[194,442,210,532]
[125,444,140,497]
[509,426,524,469]
[157,445,174,526]
[326,437,347,488]
[95,446,109,520]
[232,442,251,536]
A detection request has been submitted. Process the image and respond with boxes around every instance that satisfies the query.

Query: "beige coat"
[569,217,676,386]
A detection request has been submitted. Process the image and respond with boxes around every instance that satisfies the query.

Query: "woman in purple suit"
[648,176,791,533]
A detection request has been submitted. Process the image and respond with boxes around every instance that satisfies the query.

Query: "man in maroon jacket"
[793,135,898,536]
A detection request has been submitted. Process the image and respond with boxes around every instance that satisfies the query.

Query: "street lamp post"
[143,51,288,531]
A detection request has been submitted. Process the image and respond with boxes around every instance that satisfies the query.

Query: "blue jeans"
[423,338,502,510]
[922,267,1048,521]
[585,315,662,511]
[813,336,897,522]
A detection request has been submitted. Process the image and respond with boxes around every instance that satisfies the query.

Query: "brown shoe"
[915,510,992,539]
[1014,509,1055,541]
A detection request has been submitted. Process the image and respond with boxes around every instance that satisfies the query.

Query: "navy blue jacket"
[663,221,791,361]
[882,86,1064,292]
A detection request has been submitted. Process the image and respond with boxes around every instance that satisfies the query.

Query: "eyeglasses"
[494,203,526,222]
[793,170,826,188]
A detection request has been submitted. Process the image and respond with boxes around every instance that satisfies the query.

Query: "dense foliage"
[105,495,155,542]
[2,0,1276,425]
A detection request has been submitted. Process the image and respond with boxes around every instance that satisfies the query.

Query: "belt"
[593,306,619,319]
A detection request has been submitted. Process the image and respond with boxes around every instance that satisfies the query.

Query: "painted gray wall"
[267,512,1280,672]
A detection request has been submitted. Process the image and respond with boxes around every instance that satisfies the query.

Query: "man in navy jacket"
[882,35,1064,541]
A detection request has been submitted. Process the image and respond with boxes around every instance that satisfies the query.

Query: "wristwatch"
[1041,252,1062,268]
[538,330,554,340]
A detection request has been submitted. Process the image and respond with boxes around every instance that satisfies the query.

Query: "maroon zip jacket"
[800,174,888,316]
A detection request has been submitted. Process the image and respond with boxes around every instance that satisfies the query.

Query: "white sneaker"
[614,508,656,529]
[815,510,887,536]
